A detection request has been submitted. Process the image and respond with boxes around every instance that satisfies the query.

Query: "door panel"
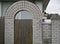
[14,19,32,44]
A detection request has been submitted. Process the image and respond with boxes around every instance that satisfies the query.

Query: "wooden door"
[14,19,32,44]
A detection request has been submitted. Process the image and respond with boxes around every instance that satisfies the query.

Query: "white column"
[5,18,14,44]
[42,19,52,44]
[52,20,60,44]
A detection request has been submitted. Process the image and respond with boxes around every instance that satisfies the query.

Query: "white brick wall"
[52,20,60,44]
[42,22,52,44]
[5,1,43,44]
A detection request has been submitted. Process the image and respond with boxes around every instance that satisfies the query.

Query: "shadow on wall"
[0,17,4,44]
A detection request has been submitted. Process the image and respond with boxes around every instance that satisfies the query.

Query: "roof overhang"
[42,0,50,11]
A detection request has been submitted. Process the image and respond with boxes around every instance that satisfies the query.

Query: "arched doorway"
[5,1,43,44]
[14,11,33,44]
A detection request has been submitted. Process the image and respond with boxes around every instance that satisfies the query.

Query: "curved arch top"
[5,1,43,44]
[5,1,43,19]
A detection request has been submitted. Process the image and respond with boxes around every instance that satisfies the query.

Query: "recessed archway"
[5,1,43,44]
[15,10,33,44]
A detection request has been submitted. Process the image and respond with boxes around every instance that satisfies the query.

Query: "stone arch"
[5,1,43,44]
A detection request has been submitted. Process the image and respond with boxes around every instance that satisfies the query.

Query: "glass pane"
[15,11,32,19]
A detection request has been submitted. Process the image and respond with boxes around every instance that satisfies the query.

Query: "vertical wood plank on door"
[14,19,32,44]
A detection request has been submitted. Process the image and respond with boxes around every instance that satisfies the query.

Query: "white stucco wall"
[2,2,14,16]
[0,2,1,17]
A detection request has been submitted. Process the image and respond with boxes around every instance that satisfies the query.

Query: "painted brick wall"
[52,20,60,44]
[42,22,52,44]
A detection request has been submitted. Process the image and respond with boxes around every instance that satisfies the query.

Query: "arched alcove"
[5,1,43,44]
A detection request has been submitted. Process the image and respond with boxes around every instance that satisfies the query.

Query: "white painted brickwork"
[42,22,52,44]
[52,20,60,44]
[5,1,43,44]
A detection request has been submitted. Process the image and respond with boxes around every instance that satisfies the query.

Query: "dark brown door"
[14,19,32,44]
